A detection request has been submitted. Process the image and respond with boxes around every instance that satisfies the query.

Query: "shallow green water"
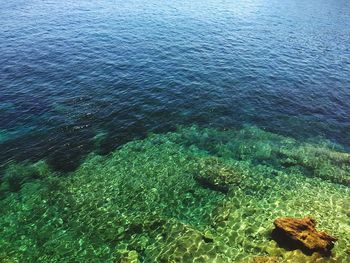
[0,126,349,262]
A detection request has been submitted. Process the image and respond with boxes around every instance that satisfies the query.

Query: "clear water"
[0,0,350,262]
[1,0,350,170]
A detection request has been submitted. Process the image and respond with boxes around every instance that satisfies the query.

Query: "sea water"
[0,0,349,262]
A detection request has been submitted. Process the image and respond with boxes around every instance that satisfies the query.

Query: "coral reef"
[0,125,349,262]
[272,217,337,255]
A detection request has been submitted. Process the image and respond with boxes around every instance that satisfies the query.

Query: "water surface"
[1,0,350,170]
[0,1,350,262]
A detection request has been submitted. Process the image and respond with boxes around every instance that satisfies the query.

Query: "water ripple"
[1,0,350,170]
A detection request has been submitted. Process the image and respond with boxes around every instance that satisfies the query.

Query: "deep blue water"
[1,0,350,171]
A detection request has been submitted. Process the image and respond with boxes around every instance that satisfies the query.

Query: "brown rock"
[272,216,337,255]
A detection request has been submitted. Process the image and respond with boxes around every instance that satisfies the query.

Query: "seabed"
[0,126,349,262]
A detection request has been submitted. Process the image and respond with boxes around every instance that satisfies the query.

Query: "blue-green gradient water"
[1,0,350,171]
[1,0,350,262]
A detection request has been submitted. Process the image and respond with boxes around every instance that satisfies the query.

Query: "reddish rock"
[272,216,337,255]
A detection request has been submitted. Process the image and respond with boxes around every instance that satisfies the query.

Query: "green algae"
[0,126,349,262]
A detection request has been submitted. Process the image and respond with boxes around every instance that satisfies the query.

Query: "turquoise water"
[1,126,350,262]
[1,0,350,262]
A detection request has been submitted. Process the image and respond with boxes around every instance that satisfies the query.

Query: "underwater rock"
[1,161,53,193]
[279,144,350,186]
[272,217,337,255]
[251,256,279,263]
[119,250,140,263]
[193,157,241,193]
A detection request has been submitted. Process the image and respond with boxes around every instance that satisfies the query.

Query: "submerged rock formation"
[272,217,337,255]
[250,256,279,263]
[193,157,241,193]
[119,250,139,263]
